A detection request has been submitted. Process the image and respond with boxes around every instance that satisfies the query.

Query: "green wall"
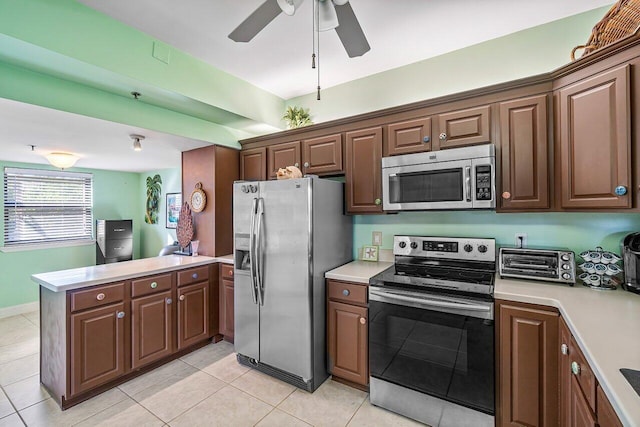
[139,168,181,259]
[0,162,141,310]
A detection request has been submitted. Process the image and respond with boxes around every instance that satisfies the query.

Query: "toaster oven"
[499,247,576,285]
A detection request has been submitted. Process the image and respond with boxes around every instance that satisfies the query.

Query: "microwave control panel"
[475,165,493,200]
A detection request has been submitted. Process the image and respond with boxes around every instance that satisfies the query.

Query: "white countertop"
[211,254,233,264]
[32,255,217,292]
[324,260,640,426]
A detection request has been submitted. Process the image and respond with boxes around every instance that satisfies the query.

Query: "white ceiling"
[1,0,613,173]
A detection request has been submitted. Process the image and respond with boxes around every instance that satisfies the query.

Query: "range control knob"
[562,273,572,280]
[463,244,473,253]
[562,264,572,270]
[398,241,407,249]
[478,244,488,253]
[561,254,571,261]
[410,242,418,249]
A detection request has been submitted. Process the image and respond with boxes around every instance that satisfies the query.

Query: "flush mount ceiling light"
[46,152,79,169]
[130,134,145,151]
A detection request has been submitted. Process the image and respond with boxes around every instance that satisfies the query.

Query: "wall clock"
[190,182,207,213]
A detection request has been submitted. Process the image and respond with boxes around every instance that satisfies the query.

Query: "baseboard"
[0,301,39,319]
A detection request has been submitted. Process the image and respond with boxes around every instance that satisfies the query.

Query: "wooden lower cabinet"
[70,302,126,396]
[571,375,597,427]
[177,281,209,349]
[597,384,624,427]
[131,290,173,370]
[345,127,383,214]
[219,264,234,341]
[327,280,368,387]
[496,300,559,427]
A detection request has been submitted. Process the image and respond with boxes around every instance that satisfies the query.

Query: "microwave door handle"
[369,289,491,313]
[465,166,472,202]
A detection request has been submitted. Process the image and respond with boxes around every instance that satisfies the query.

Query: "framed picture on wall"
[166,193,182,229]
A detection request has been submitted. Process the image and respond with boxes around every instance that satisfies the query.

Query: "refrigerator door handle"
[248,197,258,305]
[255,197,265,306]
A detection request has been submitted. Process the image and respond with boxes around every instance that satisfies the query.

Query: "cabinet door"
[302,134,343,175]
[131,291,173,370]
[327,300,368,385]
[219,277,234,340]
[558,65,631,208]
[435,105,491,149]
[597,384,623,427]
[499,94,550,210]
[240,147,267,181]
[386,117,431,155]
[559,316,572,427]
[177,281,209,349]
[267,141,301,179]
[70,302,126,396]
[345,127,383,213]
[571,376,597,427]
[497,301,559,427]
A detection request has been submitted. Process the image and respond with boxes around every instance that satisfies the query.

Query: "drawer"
[177,266,209,287]
[570,336,597,412]
[103,238,133,259]
[70,282,125,313]
[220,264,234,280]
[97,220,133,239]
[327,280,367,305]
[131,273,172,298]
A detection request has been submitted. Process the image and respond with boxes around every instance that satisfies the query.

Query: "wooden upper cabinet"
[435,105,491,150]
[497,300,559,427]
[240,147,266,181]
[558,64,631,209]
[499,94,550,210]
[345,127,383,214]
[385,117,432,156]
[267,141,301,179]
[301,133,343,175]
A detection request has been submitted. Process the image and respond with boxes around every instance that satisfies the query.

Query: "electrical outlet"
[372,231,382,246]
[515,233,528,248]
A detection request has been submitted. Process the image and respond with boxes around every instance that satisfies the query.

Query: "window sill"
[0,240,96,253]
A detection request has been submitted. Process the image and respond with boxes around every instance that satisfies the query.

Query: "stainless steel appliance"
[382,144,496,211]
[499,247,576,285]
[621,232,640,294]
[369,235,496,427]
[95,219,133,264]
[233,177,353,391]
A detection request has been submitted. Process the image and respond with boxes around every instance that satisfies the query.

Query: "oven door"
[368,286,495,415]
[382,159,473,211]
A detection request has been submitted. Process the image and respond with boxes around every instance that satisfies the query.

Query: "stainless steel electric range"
[368,235,496,427]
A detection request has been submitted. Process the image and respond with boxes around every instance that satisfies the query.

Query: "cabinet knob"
[571,361,581,375]
[304,162,310,168]
[342,289,350,296]
[502,191,511,200]
[96,293,105,301]
[294,162,300,168]
[166,298,172,305]
[359,317,366,325]
[150,282,158,289]
[192,273,198,279]
[561,343,568,355]
[179,295,185,301]
[374,198,381,206]
[439,132,447,141]
[117,311,125,319]
[229,269,234,276]
[615,185,628,196]
[423,136,430,143]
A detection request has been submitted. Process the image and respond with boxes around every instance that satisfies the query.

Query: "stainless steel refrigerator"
[233,177,352,392]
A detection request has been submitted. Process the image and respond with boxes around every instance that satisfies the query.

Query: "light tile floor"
[0,311,424,426]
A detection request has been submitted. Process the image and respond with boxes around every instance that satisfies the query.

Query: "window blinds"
[3,167,93,246]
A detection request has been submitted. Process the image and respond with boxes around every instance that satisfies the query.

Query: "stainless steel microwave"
[382,144,496,211]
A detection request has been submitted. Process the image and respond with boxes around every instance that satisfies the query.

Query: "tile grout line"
[344,395,368,427]
[163,382,229,425]
[0,383,28,426]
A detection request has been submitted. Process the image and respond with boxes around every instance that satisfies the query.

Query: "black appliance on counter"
[621,232,640,294]
[96,219,133,264]
[368,235,496,427]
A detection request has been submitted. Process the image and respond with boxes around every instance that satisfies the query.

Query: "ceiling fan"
[228,0,371,58]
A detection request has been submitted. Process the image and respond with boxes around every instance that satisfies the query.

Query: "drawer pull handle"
[96,293,106,301]
[117,311,125,319]
[561,343,568,355]
[229,269,233,276]
[179,295,185,301]
[571,361,581,375]
[342,289,350,296]
[150,282,158,289]
[192,273,198,279]
[166,298,172,305]
[359,317,366,325]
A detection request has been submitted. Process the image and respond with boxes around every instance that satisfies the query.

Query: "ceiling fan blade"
[334,2,370,57]
[229,0,283,42]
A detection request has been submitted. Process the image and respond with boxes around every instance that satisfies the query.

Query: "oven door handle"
[369,289,492,313]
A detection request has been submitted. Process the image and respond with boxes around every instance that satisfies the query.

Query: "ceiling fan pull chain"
[311,0,316,69]
[316,0,321,100]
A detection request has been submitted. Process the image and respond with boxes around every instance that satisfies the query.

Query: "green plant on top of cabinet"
[557,64,631,209]
[434,104,491,150]
[498,94,550,210]
[345,126,383,214]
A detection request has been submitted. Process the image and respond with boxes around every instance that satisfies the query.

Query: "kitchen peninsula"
[31,255,228,409]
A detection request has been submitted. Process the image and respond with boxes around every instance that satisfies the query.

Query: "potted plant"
[282,106,313,129]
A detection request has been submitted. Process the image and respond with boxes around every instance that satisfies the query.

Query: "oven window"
[388,168,463,204]
[369,299,494,414]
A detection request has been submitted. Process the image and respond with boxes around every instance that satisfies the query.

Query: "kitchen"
[2,0,640,426]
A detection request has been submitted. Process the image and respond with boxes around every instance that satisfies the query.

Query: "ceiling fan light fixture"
[277,0,303,16]
[46,152,78,169]
[317,0,339,31]
[130,134,145,152]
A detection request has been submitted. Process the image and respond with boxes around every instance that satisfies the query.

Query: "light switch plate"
[372,231,382,246]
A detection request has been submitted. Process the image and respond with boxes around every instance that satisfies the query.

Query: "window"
[3,167,93,248]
